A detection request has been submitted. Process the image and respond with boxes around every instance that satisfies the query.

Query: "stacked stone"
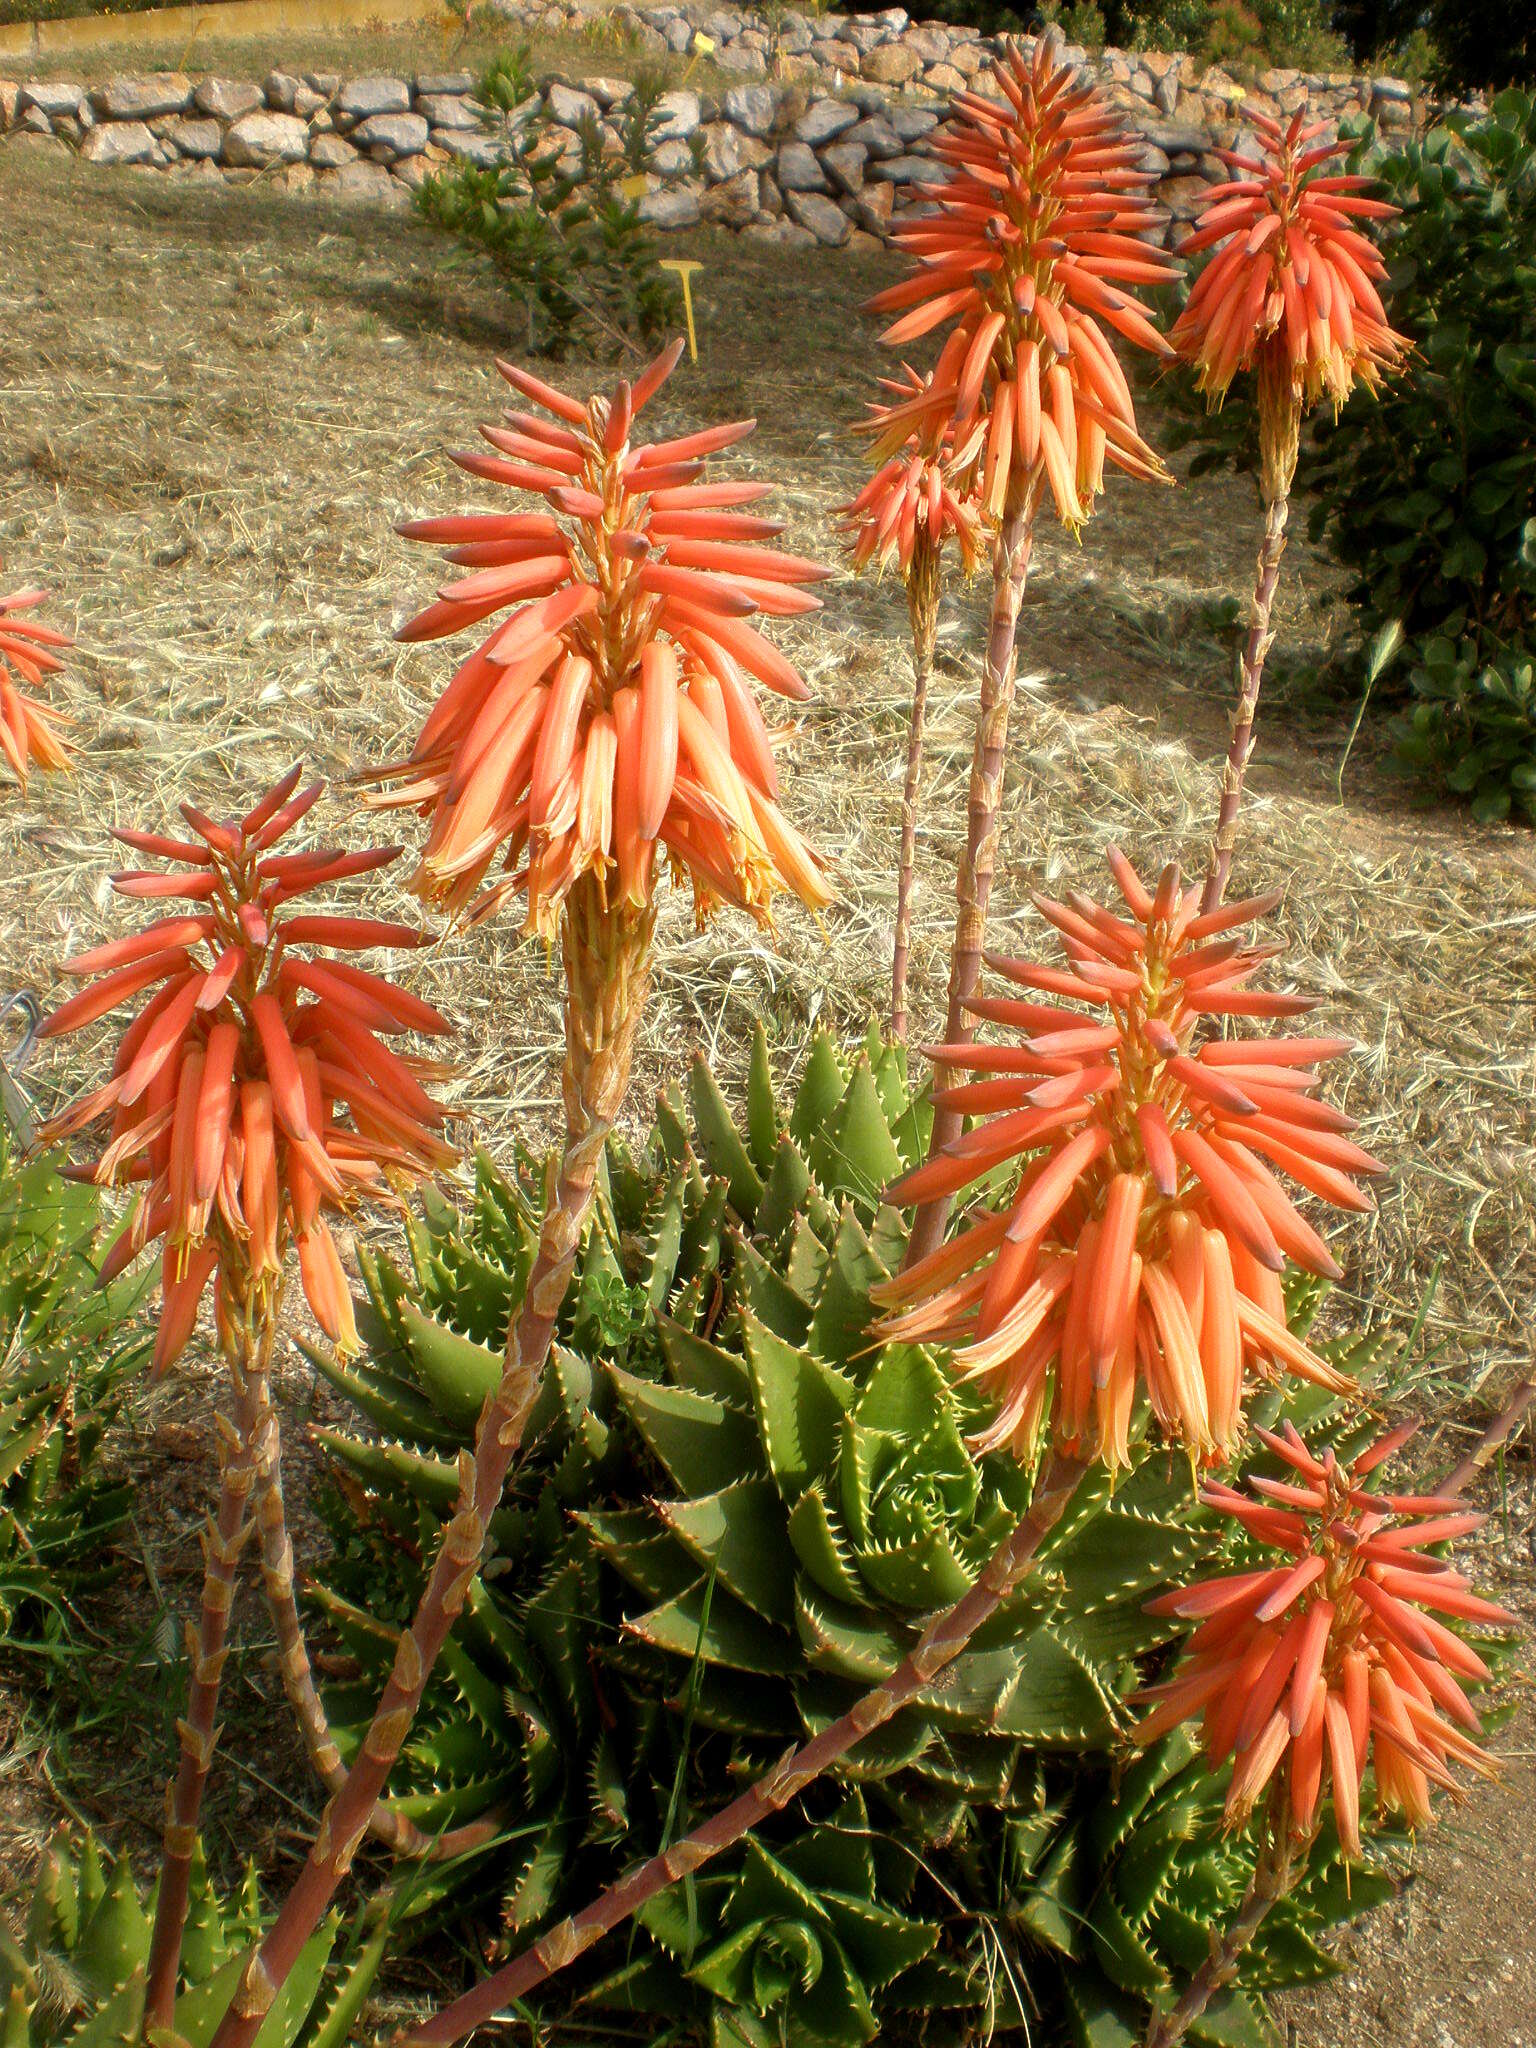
[0,66,489,204]
[0,0,1427,238]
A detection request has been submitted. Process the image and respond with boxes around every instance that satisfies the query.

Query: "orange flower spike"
[1172,104,1409,496]
[0,586,74,787]
[1136,1424,1511,1850]
[37,766,455,1371]
[862,37,1178,531]
[375,338,832,936]
[874,848,1383,1473]
[842,367,988,580]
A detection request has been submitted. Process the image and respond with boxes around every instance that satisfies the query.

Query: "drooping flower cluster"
[38,767,454,1370]
[843,367,986,580]
[0,585,72,787]
[1172,105,1408,492]
[874,850,1381,1473]
[1136,1423,1509,1851]
[861,38,1176,530]
[369,338,832,936]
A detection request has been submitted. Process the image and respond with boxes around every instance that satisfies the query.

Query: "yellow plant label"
[660,259,704,362]
[620,172,650,200]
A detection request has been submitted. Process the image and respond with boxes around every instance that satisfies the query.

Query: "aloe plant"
[0,1832,385,2048]
[313,1021,1404,2047]
[0,1124,149,1638]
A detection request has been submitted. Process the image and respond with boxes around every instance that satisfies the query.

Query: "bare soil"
[0,133,1532,2045]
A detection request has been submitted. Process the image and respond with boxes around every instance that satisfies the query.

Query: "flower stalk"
[211,341,830,2048]
[392,1446,1089,2048]
[856,40,1176,1261]
[215,882,654,2047]
[908,484,1038,1263]
[842,368,985,1047]
[245,1365,497,1862]
[1143,1827,1295,2048]
[143,1283,269,2036]
[1203,476,1291,915]
[890,537,940,1043]
[1173,105,1408,911]
[36,770,455,2039]
[397,844,1376,2045]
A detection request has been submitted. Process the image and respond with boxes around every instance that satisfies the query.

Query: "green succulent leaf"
[609,1366,761,1495]
[658,1479,796,1626]
[743,1315,856,1501]
[0,1836,377,2048]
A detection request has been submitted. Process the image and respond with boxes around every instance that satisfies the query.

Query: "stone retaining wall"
[0,0,1428,246]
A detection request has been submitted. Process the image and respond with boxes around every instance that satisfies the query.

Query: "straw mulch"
[2,141,1532,1442]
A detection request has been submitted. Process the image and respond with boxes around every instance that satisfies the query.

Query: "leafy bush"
[1334,0,1533,91]
[417,49,680,357]
[0,0,242,20]
[0,1120,149,1641]
[1306,94,1536,822]
[0,1830,383,2046]
[313,1022,1403,2048]
[848,0,1347,64]
[1104,0,1347,65]
[1388,642,1536,822]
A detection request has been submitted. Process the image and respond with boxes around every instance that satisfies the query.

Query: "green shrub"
[1306,95,1536,822]
[417,50,680,358]
[0,1121,149,1642]
[0,0,242,21]
[1422,4,1534,91]
[312,1021,1405,2047]
[848,1,1347,64]
[1040,0,1109,51]
[1108,0,1348,65]
[1389,642,1536,821]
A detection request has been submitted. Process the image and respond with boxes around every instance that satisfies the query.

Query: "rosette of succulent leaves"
[310,1023,1430,2048]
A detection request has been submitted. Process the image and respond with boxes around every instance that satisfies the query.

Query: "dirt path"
[0,139,1532,2042]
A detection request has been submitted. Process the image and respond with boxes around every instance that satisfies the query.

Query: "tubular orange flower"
[861,37,1177,530]
[1136,1422,1510,1850]
[36,765,454,1370]
[873,849,1381,1473]
[369,338,832,936]
[842,368,986,581]
[1172,104,1409,495]
[0,585,72,786]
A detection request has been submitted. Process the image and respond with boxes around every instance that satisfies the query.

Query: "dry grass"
[1,136,1533,1450]
[13,7,735,88]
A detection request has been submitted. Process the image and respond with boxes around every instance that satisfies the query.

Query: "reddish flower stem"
[246,1374,497,1863]
[1143,1832,1294,2048]
[1440,1355,1536,1499]
[891,547,941,1044]
[211,882,654,2048]
[907,486,1038,1265]
[143,1303,267,2037]
[1201,484,1290,917]
[391,1448,1088,2048]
